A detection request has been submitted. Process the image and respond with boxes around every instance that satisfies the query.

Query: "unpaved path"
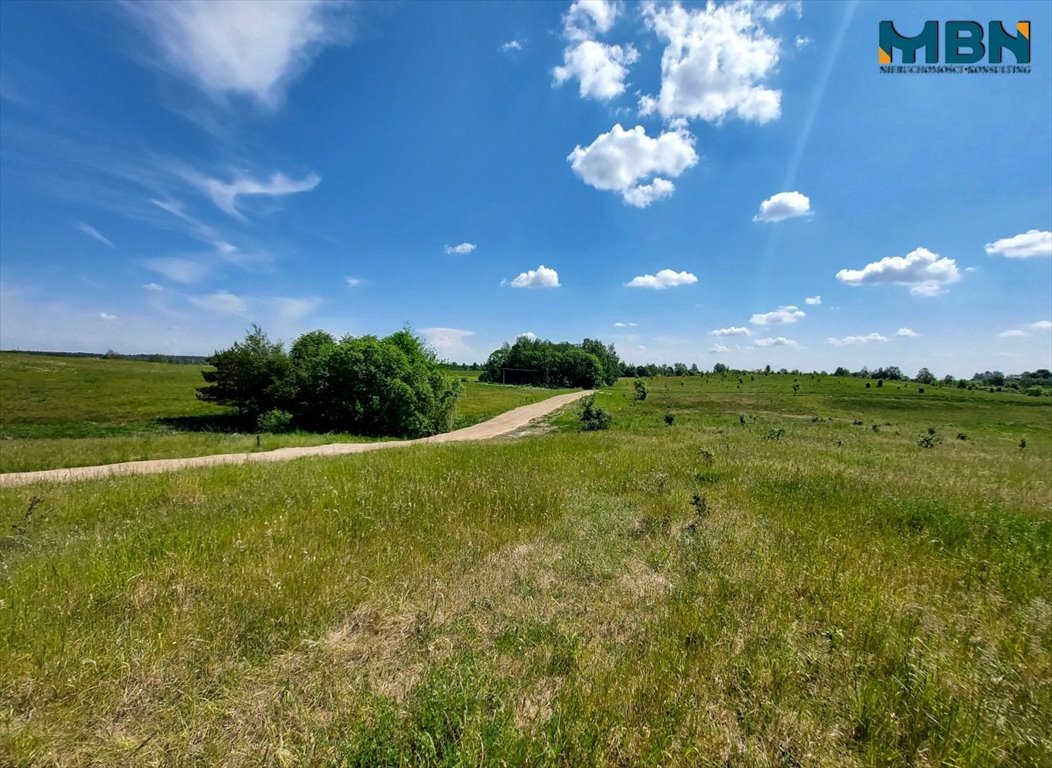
[0,390,593,488]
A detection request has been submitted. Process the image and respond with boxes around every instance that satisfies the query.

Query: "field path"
[0,390,593,488]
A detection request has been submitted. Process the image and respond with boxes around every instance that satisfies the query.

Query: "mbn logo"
[879,20,1030,64]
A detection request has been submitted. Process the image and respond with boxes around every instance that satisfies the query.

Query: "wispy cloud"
[826,332,889,346]
[420,327,475,359]
[74,221,114,247]
[754,336,797,347]
[188,290,249,316]
[500,39,524,53]
[345,276,364,288]
[184,170,321,219]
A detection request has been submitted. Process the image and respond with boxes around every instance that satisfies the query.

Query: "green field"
[1,365,1050,766]
[0,353,568,473]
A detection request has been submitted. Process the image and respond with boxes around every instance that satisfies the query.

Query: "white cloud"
[554,40,638,101]
[754,336,797,347]
[567,124,698,207]
[795,35,812,48]
[711,326,750,336]
[74,221,114,247]
[420,327,475,359]
[750,305,805,325]
[753,191,812,222]
[144,257,210,284]
[500,39,524,53]
[563,0,621,41]
[188,170,321,219]
[143,282,164,291]
[505,265,561,289]
[637,345,647,351]
[999,329,1027,338]
[826,333,889,346]
[123,0,351,108]
[99,312,119,321]
[518,331,538,341]
[189,290,248,316]
[710,343,730,353]
[984,229,1051,259]
[640,1,782,124]
[625,269,698,290]
[444,242,477,255]
[273,297,320,325]
[804,295,821,305]
[345,276,364,288]
[1030,320,1052,330]
[614,321,637,327]
[895,327,919,337]
[836,247,961,297]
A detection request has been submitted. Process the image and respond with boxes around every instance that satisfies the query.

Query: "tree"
[197,325,292,423]
[478,337,613,389]
[915,367,936,384]
[834,366,851,377]
[634,379,649,401]
[713,363,729,374]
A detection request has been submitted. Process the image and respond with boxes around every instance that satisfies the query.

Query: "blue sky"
[1,0,1049,377]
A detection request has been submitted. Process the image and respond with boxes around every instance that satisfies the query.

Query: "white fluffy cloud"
[826,333,889,346]
[189,170,321,219]
[711,326,750,336]
[836,247,961,297]
[505,265,561,289]
[754,336,797,347]
[444,242,477,255]
[804,295,821,305]
[984,229,1052,259]
[124,0,351,108]
[563,0,621,41]
[625,269,698,289]
[421,327,475,359]
[518,331,538,341]
[554,40,638,100]
[640,1,783,124]
[74,221,114,247]
[500,39,524,53]
[896,327,918,337]
[568,124,698,207]
[750,305,805,325]
[710,343,730,353]
[754,191,812,222]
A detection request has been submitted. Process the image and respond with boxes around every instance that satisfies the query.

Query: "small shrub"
[918,387,925,394]
[764,428,785,441]
[738,414,747,426]
[872,424,879,432]
[876,379,883,388]
[927,426,936,436]
[691,493,708,516]
[664,411,675,427]
[579,396,611,431]
[956,433,968,441]
[852,419,864,426]
[865,382,871,389]
[918,435,940,449]
[634,379,649,401]
[257,408,293,433]
[1019,438,1027,449]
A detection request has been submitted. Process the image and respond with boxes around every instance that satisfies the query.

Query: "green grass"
[1,373,1050,765]
[0,354,568,472]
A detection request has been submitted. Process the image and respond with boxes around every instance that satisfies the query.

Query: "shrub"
[764,428,785,441]
[956,433,968,441]
[918,435,940,448]
[257,409,294,434]
[634,379,649,401]
[664,411,675,426]
[579,396,611,431]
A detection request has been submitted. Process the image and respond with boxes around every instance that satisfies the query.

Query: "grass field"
[1,366,1050,766]
[0,353,568,472]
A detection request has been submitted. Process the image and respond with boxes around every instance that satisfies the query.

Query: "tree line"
[478,337,621,388]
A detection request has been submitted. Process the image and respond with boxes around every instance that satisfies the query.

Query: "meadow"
[1,363,1050,766]
[0,353,566,473]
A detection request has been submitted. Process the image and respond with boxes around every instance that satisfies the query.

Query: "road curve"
[0,390,594,488]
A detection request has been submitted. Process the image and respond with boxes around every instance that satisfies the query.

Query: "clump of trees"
[478,337,620,389]
[197,326,461,437]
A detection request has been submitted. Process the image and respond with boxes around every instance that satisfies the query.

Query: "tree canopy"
[477,337,620,389]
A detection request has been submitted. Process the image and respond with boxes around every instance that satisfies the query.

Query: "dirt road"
[0,391,594,488]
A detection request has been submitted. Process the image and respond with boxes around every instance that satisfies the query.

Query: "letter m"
[879,20,939,63]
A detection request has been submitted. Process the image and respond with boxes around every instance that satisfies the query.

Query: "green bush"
[579,396,611,431]
[478,337,619,388]
[634,379,649,401]
[257,409,294,434]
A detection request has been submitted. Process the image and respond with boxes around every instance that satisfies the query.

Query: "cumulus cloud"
[711,326,750,336]
[625,269,698,289]
[750,305,805,325]
[710,343,730,353]
[640,1,783,124]
[826,333,889,346]
[836,247,960,297]
[444,242,477,255]
[74,221,114,247]
[567,124,698,207]
[189,290,248,316]
[187,170,321,219]
[754,191,812,222]
[554,40,638,100]
[505,265,560,289]
[420,327,475,359]
[984,229,1051,259]
[804,295,821,305]
[99,312,119,321]
[795,35,812,48]
[999,320,1052,338]
[500,39,524,53]
[754,336,797,347]
[896,327,919,337]
[518,331,538,341]
[563,0,621,41]
[123,0,352,108]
